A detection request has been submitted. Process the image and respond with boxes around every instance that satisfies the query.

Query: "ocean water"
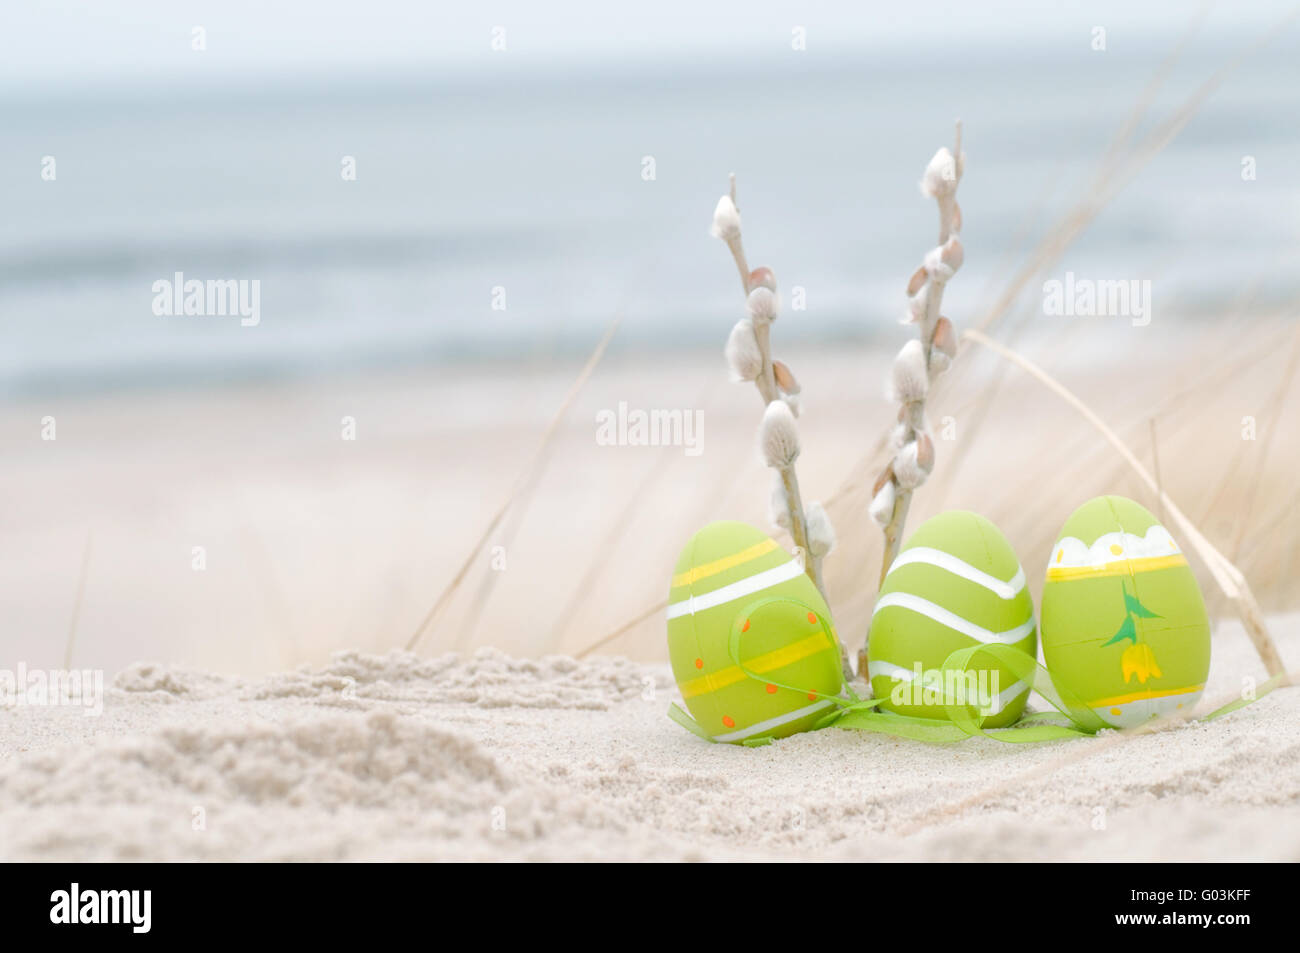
[2,37,1297,397]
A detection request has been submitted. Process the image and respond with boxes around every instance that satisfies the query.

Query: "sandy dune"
[2,612,1294,862]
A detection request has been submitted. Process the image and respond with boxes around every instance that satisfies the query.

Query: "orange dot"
[694,658,704,669]
[1110,707,1122,716]
[807,612,817,625]
[722,715,735,728]
[742,619,750,632]
[766,684,777,694]
[1110,543,1123,556]
[808,692,818,701]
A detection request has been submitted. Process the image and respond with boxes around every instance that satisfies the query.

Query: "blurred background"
[2,1,1298,674]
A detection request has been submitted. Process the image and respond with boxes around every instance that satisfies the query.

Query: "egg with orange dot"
[666,521,845,744]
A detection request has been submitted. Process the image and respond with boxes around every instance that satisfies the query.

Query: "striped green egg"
[868,511,1036,728]
[1042,495,1209,729]
[667,521,844,744]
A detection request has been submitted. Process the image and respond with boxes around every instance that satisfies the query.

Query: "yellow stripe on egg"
[671,537,778,587]
[677,630,834,699]
[1046,553,1188,581]
[1087,683,1205,709]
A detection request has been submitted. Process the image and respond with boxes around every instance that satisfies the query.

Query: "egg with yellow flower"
[1041,495,1210,728]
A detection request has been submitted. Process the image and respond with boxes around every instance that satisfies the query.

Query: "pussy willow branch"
[718,177,848,680]
[857,123,963,680]
[878,121,963,586]
[719,178,822,596]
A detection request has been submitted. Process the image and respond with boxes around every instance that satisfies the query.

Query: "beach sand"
[1,613,1295,862]
[3,318,1298,861]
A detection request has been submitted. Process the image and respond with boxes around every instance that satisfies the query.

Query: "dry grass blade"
[1237,487,1300,584]
[1149,418,1166,527]
[453,460,549,650]
[549,444,678,649]
[1230,319,1300,559]
[62,532,93,669]
[963,328,1286,679]
[405,318,622,653]
[575,598,668,659]
[1093,1,1211,177]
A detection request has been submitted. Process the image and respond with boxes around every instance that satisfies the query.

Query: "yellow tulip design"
[1122,642,1162,684]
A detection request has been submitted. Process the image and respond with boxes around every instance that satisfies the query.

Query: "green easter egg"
[1041,495,1210,729]
[666,521,843,744]
[868,511,1036,728]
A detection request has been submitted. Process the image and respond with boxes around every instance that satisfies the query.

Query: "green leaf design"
[1124,591,1161,619]
[1103,614,1137,647]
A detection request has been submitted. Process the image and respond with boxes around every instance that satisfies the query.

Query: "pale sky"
[1,0,1293,91]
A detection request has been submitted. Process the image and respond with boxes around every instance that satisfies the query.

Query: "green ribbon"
[823,643,1288,743]
[1202,672,1290,722]
[724,595,861,705]
[667,590,1289,743]
[668,595,859,744]
[667,702,714,741]
[671,633,1290,744]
